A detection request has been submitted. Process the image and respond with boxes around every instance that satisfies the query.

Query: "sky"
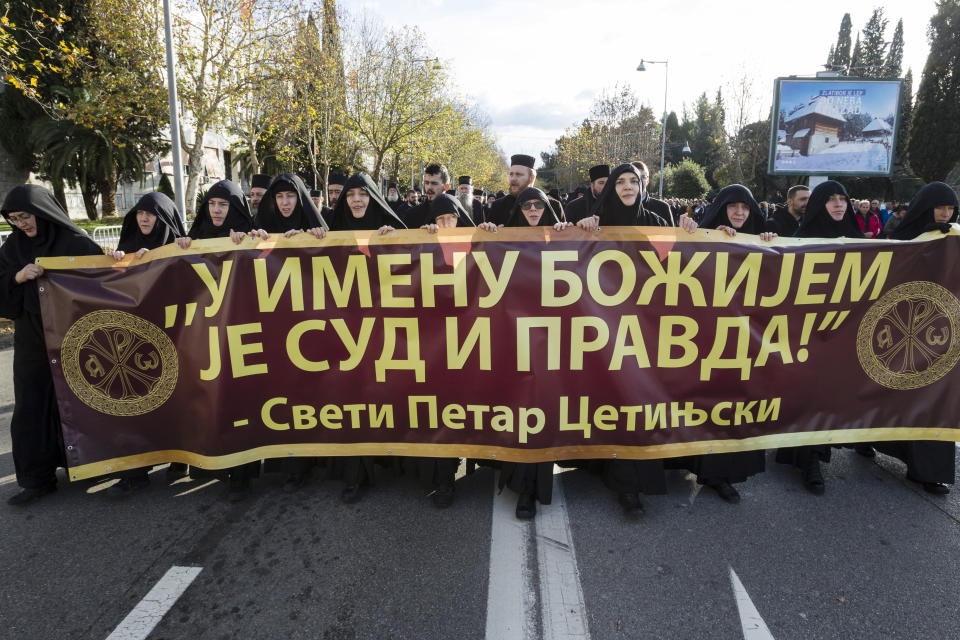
[358,0,936,165]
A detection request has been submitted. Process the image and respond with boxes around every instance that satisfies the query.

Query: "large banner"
[769,77,903,176]
[37,228,960,480]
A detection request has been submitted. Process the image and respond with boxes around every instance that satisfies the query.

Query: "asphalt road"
[1,345,958,640]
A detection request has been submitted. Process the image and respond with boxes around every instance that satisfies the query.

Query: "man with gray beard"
[456,176,484,223]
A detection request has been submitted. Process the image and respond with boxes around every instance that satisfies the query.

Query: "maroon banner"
[36,227,960,480]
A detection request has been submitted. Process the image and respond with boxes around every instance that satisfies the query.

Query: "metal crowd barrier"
[91,225,123,252]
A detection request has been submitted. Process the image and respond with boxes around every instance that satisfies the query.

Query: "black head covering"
[328,173,406,231]
[891,182,959,240]
[473,188,483,197]
[795,180,864,239]
[253,173,328,233]
[589,164,610,182]
[589,163,667,227]
[1,184,102,313]
[189,180,253,239]
[458,176,472,185]
[699,184,766,234]
[510,154,536,169]
[328,173,348,187]
[118,192,185,252]
[428,193,476,227]
[496,190,506,199]
[251,174,272,190]
[505,187,561,227]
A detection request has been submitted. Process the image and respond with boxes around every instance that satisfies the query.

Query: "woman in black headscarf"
[255,174,327,492]
[679,183,778,241]
[877,182,959,494]
[420,192,476,232]
[674,184,773,503]
[327,173,405,233]
[483,187,575,518]
[110,192,186,260]
[1,185,103,506]
[578,163,668,231]
[774,181,864,495]
[324,174,405,503]
[186,179,254,241]
[107,192,187,495]
[253,172,327,238]
[176,180,263,501]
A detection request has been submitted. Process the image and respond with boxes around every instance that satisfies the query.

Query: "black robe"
[1,185,102,490]
[190,180,253,239]
[643,195,676,226]
[877,181,959,485]
[777,180,862,470]
[768,206,801,237]
[253,173,328,233]
[326,173,406,232]
[563,190,597,223]
[427,193,477,228]
[486,193,517,226]
[118,191,185,252]
[589,164,668,227]
[698,183,771,235]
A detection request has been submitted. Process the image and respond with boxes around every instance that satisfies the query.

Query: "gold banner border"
[67,427,960,481]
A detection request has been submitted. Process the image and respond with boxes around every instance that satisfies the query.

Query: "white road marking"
[536,471,591,640]
[485,475,537,640]
[106,565,202,640]
[729,566,775,640]
[0,473,16,486]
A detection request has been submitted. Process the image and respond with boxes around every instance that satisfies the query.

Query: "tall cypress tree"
[895,68,914,169]
[831,13,853,71]
[909,0,960,182]
[884,19,904,78]
[859,8,889,77]
[849,35,864,74]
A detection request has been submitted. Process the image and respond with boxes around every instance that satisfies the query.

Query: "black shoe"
[618,491,644,516]
[854,445,876,458]
[166,462,188,482]
[341,484,362,504]
[7,485,56,507]
[227,474,251,502]
[432,484,455,509]
[707,481,741,504]
[107,476,150,498]
[281,472,306,494]
[802,459,825,495]
[515,492,536,519]
[922,482,950,495]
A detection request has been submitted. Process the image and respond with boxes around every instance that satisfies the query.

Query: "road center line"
[485,474,537,640]
[106,565,202,640]
[729,566,775,640]
[535,471,591,640]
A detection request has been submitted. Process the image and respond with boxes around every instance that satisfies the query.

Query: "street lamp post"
[162,0,186,223]
[637,59,669,199]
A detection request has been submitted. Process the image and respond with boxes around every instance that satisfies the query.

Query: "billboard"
[769,77,903,177]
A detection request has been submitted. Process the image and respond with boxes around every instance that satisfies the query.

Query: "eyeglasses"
[7,213,33,225]
[521,201,545,211]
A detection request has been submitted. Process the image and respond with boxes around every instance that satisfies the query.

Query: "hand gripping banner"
[36,227,960,480]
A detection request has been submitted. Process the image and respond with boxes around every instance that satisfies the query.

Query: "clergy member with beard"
[775,180,864,495]
[485,187,574,518]
[403,163,451,229]
[104,192,187,496]
[255,173,327,492]
[177,180,263,501]
[385,183,404,213]
[675,184,774,503]
[456,176,485,223]
[564,164,609,223]
[326,172,347,212]
[880,181,960,494]
[247,173,272,216]
[1,185,103,506]
[486,155,538,226]
[327,173,405,503]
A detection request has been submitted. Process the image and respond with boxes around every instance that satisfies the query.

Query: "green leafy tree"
[666,158,711,199]
[909,0,960,182]
[829,13,853,71]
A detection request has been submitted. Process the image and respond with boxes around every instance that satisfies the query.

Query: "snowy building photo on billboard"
[769,78,903,176]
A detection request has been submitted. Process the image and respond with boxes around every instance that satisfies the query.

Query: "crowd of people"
[1,153,957,518]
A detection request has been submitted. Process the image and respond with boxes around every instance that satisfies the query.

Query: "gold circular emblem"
[856,282,960,390]
[61,310,178,416]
